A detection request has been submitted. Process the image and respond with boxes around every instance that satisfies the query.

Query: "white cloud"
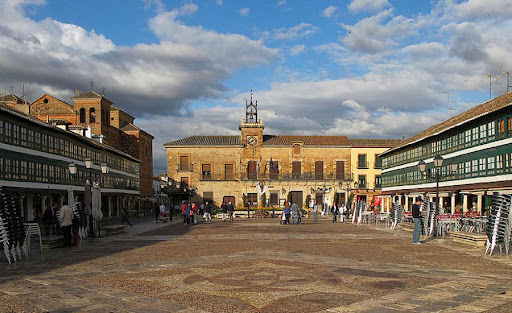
[322,6,338,18]
[348,0,391,14]
[239,8,250,16]
[289,44,305,56]
[340,9,418,53]
[456,0,512,19]
[0,2,278,118]
[272,23,319,40]
[216,0,222,5]
[277,0,286,6]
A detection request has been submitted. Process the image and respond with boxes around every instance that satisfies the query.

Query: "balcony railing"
[357,162,369,169]
[242,172,341,181]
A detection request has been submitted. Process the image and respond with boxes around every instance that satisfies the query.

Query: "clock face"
[247,136,257,146]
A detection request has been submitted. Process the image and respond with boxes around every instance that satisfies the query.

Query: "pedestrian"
[284,202,291,224]
[154,204,160,222]
[313,201,318,222]
[159,203,166,218]
[204,201,212,221]
[71,210,80,246]
[291,202,299,224]
[182,201,188,224]
[184,203,192,225]
[59,204,74,247]
[121,208,133,227]
[412,197,423,245]
[340,203,346,223]
[332,203,338,223]
[200,202,205,216]
[192,202,198,224]
[42,204,56,237]
[221,202,227,222]
[228,202,234,221]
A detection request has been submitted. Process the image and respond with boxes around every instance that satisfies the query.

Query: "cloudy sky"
[1,0,512,174]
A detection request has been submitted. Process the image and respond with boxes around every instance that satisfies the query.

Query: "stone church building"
[165,96,400,210]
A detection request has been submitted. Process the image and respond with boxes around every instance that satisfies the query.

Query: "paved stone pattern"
[0,218,511,312]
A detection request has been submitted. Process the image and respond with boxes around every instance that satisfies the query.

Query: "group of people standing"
[312,201,348,223]
[220,201,235,222]
[182,201,213,225]
[280,201,301,224]
[41,203,79,247]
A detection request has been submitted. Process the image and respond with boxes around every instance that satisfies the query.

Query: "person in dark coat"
[412,198,423,245]
[228,202,235,221]
[154,204,160,222]
[221,202,227,222]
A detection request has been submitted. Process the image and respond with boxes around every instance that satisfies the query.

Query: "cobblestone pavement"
[0,218,511,313]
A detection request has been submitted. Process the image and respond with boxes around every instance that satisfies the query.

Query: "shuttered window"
[270,161,279,179]
[202,164,211,180]
[292,161,301,179]
[336,161,345,180]
[224,164,234,180]
[247,161,257,179]
[315,161,323,179]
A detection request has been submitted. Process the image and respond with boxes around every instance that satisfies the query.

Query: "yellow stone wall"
[350,147,388,205]
[167,144,352,209]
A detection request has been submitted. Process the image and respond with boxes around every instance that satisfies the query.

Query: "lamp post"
[418,155,458,220]
[68,159,109,238]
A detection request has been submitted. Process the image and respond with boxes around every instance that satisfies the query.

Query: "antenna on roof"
[22,83,26,103]
[90,79,95,90]
[504,70,511,93]
[440,91,454,119]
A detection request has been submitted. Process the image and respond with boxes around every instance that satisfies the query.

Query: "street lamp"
[68,163,77,175]
[418,155,458,222]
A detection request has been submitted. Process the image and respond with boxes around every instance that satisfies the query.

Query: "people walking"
[291,202,299,225]
[284,202,291,224]
[340,203,346,223]
[159,203,166,218]
[412,198,423,245]
[154,204,160,222]
[204,201,212,221]
[192,203,198,224]
[228,202,234,221]
[199,202,205,216]
[121,208,133,227]
[183,203,192,225]
[313,201,318,222]
[182,201,188,224]
[59,205,74,247]
[42,203,57,237]
[221,202,227,222]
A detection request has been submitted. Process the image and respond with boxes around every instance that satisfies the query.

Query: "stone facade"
[165,114,400,211]
[29,91,154,201]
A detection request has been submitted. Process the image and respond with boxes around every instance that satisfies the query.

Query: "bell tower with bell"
[240,90,264,147]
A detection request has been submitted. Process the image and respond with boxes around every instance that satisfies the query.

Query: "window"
[180,177,189,187]
[488,122,496,140]
[89,108,96,123]
[358,154,367,168]
[488,156,495,174]
[508,117,512,134]
[472,127,479,143]
[270,192,279,206]
[224,163,234,180]
[358,175,366,188]
[336,161,345,180]
[269,160,279,179]
[374,156,382,168]
[292,161,301,179]
[315,161,323,179]
[497,119,505,137]
[293,144,301,155]
[179,156,190,171]
[202,164,212,180]
[465,130,471,147]
[472,160,478,176]
[247,161,257,179]
[79,108,86,123]
[479,158,485,173]
[375,175,382,188]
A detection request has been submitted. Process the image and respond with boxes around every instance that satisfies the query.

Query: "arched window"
[89,108,96,123]
[79,108,86,123]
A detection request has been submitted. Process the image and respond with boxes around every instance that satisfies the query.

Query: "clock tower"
[240,91,264,146]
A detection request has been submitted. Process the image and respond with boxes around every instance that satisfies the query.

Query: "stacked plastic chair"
[0,186,27,264]
[426,201,437,236]
[390,202,403,230]
[485,193,511,256]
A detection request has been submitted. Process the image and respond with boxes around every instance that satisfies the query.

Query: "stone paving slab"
[1,219,512,312]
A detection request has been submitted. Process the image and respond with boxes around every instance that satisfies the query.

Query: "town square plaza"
[0,217,511,313]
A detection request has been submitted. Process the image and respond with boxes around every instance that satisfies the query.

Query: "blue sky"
[1,0,512,174]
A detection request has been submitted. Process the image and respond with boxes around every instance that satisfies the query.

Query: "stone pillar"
[463,194,468,213]
[451,194,456,213]
[439,196,443,209]
[117,197,120,216]
[19,195,27,221]
[477,194,483,214]
[405,196,409,212]
[59,195,65,207]
[108,196,113,218]
[412,196,417,205]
